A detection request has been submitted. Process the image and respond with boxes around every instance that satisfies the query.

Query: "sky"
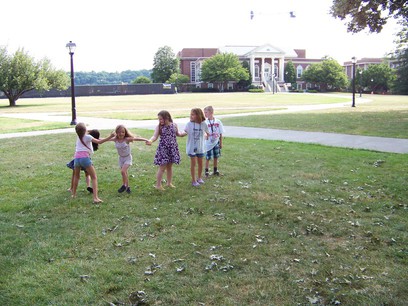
[1,0,401,72]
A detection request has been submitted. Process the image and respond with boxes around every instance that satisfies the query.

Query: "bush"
[248,88,264,93]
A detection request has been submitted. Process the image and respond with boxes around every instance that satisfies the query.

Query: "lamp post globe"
[66,41,77,125]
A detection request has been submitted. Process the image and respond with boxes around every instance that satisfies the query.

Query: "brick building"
[177,44,323,91]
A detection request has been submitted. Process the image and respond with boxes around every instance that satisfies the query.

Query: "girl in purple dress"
[146,110,186,190]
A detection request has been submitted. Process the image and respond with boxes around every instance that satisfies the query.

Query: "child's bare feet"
[154,185,165,191]
[166,184,176,188]
[93,198,103,204]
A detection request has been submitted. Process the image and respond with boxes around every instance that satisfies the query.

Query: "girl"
[71,123,114,203]
[146,110,185,191]
[109,124,148,194]
[184,108,209,187]
[67,129,100,194]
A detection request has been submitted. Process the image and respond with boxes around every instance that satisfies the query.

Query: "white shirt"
[205,118,225,151]
[184,121,209,155]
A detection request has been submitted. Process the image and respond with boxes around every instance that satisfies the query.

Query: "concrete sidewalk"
[1,110,408,154]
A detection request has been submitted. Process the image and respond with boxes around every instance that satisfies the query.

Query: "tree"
[284,61,297,86]
[391,20,408,94]
[132,76,152,84]
[236,61,252,89]
[302,57,348,91]
[167,73,189,87]
[0,47,69,106]
[330,0,408,33]
[200,53,250,91]
[151,46,179,83]
[362,63,396,93]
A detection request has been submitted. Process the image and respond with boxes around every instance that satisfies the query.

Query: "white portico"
[220,44,286,85]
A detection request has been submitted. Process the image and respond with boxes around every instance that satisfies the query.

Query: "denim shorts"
[188,153,205,158]
[74,157,92,169]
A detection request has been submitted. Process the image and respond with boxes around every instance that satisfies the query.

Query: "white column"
[250,55,255,82]
[271,57,275,80]
[279,57,284,81]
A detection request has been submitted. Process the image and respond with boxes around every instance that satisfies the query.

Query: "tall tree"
[151,46,179,83]
[392,20,408,94]
[302,57,348,91]
[284,61,297,86]
[237,60,252,89]
[363,62,396,93]
[0,47,69,106]
[330,0,408,33]
[200,53,249,91]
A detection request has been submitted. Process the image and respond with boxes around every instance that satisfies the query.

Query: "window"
[296,65,303,78]
[208,83,213,89]
[190,62,196,83]
[255,64,259,78]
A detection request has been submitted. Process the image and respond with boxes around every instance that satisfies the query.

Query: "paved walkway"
[1,101,408,154]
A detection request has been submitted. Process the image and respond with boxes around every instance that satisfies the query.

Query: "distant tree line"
[74,70,152,85]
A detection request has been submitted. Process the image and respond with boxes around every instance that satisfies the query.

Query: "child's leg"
[197,157,204,180]
[190,157,197,183]
[121,164,131,187]
[86,165,102,203]
[71,167,81,198]
[85,171,91,188]
[165,164,175,187]
[155,165,166,189]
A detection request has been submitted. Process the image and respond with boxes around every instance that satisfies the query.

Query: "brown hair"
[75,122,91,151]
[115,124,133,138]
[89,129,100,151]
[191,108,205,123]
[157,110,173,135]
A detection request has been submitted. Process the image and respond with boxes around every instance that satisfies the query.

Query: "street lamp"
[359,70,363,97]
[66,41,77,125]
[351,56,356,107]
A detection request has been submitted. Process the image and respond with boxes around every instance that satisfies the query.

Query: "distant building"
[343,57,397,79]
[177,44,323,92]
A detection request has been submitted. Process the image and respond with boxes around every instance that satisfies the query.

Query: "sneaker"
[214,170,220,176]
[126,187,131,194]
[192,181,200,187]
[118,185,126,193]
[87,187,93,194]
[205,170,209,177]
[197,178,205,184]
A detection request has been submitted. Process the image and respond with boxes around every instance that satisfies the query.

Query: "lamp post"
[359,70,363,97]
[351,56,356,107]
[66,41,77,125]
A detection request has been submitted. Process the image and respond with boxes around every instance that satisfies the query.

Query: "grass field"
[1,92,408,137]
[0,92,408,305]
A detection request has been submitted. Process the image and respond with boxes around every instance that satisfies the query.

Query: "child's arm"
[128,136,149,143]
[93,131,115,144]
[146,125,160,145]
[175,123,187,137]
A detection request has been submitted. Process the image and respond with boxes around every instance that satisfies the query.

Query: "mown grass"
[1,129,407,305]
[1,93,408,138]
[0,117,68,134]
[220,94,408,138]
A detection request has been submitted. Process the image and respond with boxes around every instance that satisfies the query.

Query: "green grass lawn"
[1,92,408,138]
[1,129,407,305]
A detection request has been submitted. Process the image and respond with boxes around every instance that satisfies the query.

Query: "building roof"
[219,44,286,57]
[177,48,218,58]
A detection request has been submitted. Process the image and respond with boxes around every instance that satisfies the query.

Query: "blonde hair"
[204,105,214,113]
